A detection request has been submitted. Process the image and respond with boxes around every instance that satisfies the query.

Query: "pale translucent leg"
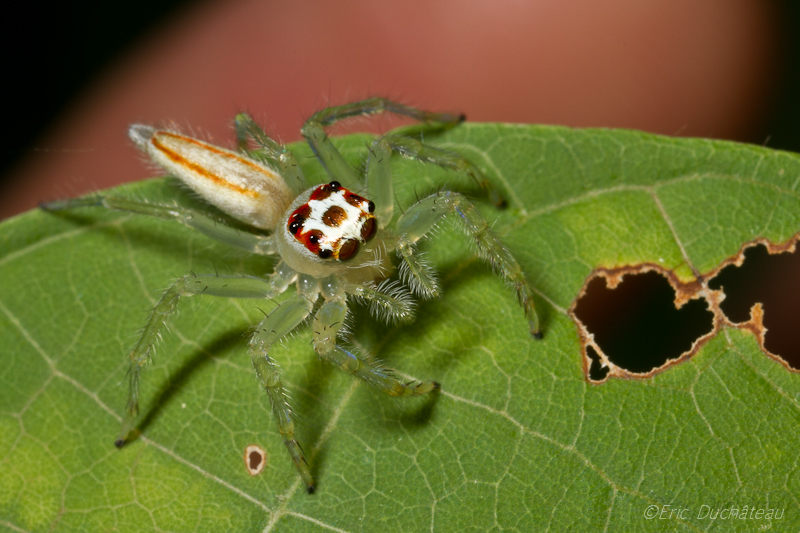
[313,294,438,396]
[249,297,316,493]
[382,134,505,207]
[41,196,276,256]
[396,191,541,338]
[301,98,484,196]
[234,113,306,195]
[365,138,394,227]
[115,263,298,446]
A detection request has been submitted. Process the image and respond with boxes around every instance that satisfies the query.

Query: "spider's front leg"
[248,294,316,493]
[115,263,298,446]
[396,191,542,338]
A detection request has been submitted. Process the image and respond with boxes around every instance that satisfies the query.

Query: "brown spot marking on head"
[344,192,365,209]
[244,444,267,475]
[322,205,347,227]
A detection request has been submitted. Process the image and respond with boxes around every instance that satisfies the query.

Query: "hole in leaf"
[573,270,715,378]
[708,243,800,369]
[586,345,610,381]
[244,445,267,476]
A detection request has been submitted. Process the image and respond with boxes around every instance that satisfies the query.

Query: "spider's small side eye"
[289,218,303,235]
[338,239,360,261]
[367,200,375,213]
[328,181,341,189]
[308,233,320,244]
[361,218,377,242]
[318,249,332,259]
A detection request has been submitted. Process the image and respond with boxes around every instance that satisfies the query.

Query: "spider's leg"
[396,191,541,338]
[249,297,316,494]
[234,113,306,195]
[365,137,394,227]
[42,196,277,255]
[302,98,505,207]
[382,134,505,208]
[301,98,466,193]
[115,263,298,447]
[314,291,438,397]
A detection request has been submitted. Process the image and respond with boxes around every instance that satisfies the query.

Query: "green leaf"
[2,124,799,532]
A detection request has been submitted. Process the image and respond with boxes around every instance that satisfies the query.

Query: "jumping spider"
[43,98,541,493]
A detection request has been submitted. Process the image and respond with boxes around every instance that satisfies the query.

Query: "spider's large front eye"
[338,239,360,261]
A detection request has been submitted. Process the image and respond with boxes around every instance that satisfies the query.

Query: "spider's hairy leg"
[397,191,542,338]
[42,196,276,255]
[382,133,505,208]
[346,280,416,325]
[249,297,316,494]
[300,98,466,193]
[313,289,437,397]
[234,113,306,195]
[115,263,298,447]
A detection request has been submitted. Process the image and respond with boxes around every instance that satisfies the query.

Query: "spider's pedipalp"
[396,244,440,299]
[348,279,416,325]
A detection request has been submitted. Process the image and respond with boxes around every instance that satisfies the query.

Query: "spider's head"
[286,181,377,261]
[275,182,380,277]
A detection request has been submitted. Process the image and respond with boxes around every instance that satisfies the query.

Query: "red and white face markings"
[287,181,377,261]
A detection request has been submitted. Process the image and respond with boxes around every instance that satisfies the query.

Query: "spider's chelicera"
[43,98,541,494]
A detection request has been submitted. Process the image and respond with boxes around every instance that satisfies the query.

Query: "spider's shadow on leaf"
[125,326,250,445]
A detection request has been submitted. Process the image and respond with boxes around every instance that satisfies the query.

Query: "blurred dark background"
[0,0,791,219]
[1,0,194,197]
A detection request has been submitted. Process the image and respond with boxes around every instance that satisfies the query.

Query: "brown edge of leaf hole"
[244,444,267,476]
[569,232,800,383]
[700,234,800,374]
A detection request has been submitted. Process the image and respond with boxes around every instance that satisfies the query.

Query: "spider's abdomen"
[128,125,293,230]
[287,182,376,261]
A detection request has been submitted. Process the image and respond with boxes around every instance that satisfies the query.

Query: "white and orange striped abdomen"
[129,125,293,230]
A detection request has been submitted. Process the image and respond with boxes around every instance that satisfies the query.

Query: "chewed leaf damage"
[570,233,800,383]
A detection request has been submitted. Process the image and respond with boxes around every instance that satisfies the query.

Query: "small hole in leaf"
[586,345,610,381]
[244,445,267,476]
[708,244,800,369]
[574,271,714,375]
